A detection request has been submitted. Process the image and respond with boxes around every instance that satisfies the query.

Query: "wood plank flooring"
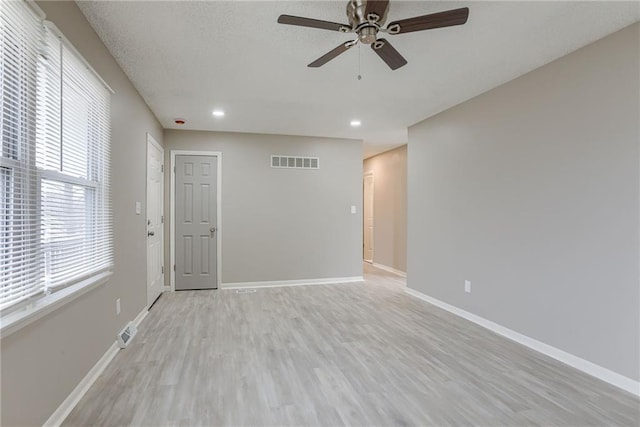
[63,264,640,426]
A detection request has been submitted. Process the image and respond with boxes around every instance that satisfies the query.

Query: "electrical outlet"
[464,280,471,293]
[116,298,121,315]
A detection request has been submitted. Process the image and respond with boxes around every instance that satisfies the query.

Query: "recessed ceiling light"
[350,120,361,127]
[212,110,225,117]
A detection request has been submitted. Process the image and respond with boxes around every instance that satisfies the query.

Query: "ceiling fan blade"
[364,0,389,22]
[371,39,407,70]
[308,42,353,67]
[278,15,350,32]
[387,7,469,34]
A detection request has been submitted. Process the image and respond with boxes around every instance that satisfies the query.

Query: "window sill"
[0,271,112,339]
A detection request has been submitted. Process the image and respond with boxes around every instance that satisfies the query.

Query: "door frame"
[170,150,223,292]
[146,133,164,307]
[363,171,374,263]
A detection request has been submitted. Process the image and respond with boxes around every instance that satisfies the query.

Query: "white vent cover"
[271,155,319,169]
[117,322,138,349]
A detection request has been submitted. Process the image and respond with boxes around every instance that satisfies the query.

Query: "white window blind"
[0,0,43,309]
[39,25,112,292]
[1,1,112,311]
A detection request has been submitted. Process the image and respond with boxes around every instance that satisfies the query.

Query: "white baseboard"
[405,288,640,397]
[372,262,407,278]
[163,285,172,292]
[222,276,364,290]
[43,341,119,427]
[43,307,148,427]
[132,307,149,328]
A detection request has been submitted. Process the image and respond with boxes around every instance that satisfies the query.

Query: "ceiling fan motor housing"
[347,0,389,44]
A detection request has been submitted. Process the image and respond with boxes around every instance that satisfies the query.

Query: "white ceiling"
[77,1,639,158]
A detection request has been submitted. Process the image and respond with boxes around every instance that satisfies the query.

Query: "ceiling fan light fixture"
[350,119,362,127]
[276,2,470,71]
[359,26,377,44]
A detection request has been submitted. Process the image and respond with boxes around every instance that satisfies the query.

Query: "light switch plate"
[351,205,357,214]
[135,202,141,215]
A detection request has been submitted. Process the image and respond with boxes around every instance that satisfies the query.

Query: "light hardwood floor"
[64,264,640,426]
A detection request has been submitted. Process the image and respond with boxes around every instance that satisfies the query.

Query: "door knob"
[210,227,216,237]
[148,231,155,237]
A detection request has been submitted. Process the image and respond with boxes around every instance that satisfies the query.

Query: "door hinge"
[173,166,176,173]
[173,264,176,271]
[161,266,164,274]
[161,164,164,173]
[161,215,164,224]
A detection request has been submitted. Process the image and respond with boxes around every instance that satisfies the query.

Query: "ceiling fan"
[277,0,469,70]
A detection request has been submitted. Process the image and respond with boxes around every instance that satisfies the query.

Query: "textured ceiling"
[77,1,639,158]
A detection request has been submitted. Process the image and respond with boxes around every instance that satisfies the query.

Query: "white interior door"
[175,155,218,290]
[363,172,374,263]
[146,134,164,307]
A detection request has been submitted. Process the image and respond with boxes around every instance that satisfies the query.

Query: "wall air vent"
[117,322,138,349]
[271,155,319,169]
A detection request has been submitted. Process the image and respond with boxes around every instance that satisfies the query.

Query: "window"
[1,1,112,313]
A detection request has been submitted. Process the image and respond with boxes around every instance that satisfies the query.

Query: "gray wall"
[1,2,163,426]
[163,130,363,284]
[408,24,639,381]
[363,146,407,272]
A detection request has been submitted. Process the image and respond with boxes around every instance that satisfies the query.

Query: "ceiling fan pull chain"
[357,43,362,80]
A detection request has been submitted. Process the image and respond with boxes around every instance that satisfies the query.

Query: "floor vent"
[117,322,138,349]
[235,289,257,294]
[271,155,319,169]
